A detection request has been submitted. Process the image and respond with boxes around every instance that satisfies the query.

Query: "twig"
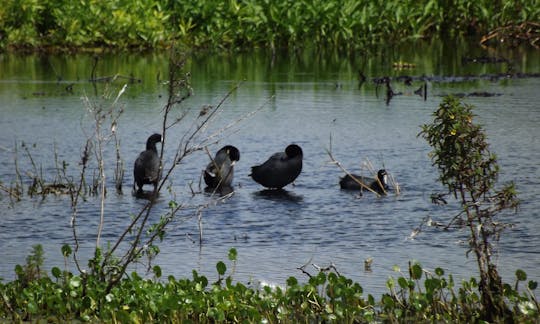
[325,148,380,196]
[312,262,341,276]
[0,183,21,201]
[297,256,315,279]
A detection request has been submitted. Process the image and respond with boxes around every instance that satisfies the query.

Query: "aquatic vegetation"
[0,0,538,51]
[0,247,537,322]
[419,96,521,321]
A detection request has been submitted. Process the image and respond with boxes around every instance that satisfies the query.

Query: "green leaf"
[287,276,298,287]
[153,265,162,278]
[386,278,395,290]
[528,280,538,290]
[70,276,81,288]
[27,301,38,314]
[516,269,527,281]
[382,294,395,308]
[398,277,408,289]
[411,263,423,280]
[61,244,72,257]
[216,261,226,276]
[228,248,237,261]
[51,267,61,278]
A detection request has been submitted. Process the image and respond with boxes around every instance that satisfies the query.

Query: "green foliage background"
[0,0,538,50]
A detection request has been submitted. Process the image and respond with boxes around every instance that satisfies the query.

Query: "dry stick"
[190,93,271,242]
[95,84,126,247]
[22,144,44,195]
[185,93,272,194]
[104,200,151,268]
[53,141,61,184]
[297,256,315,279]
[171,83,240,246]
[174,82,243,170]
[388,172,401,195]
[159,82,243,194]
[70,139,92,274]
[13,142,23,195]
[94,119,106,247]
[202,146,224,195]
[106,54,185,290]
[109,58,257,287]
[362,158,389,196]
[202,95,273,146]
[325,149,380,196]
[113,133,124,193]
[0,183,21,201]
[313,262,341,276]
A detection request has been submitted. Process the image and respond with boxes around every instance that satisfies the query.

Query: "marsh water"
[1,40,539,295]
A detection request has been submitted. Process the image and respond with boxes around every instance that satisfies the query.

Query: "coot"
[133,133,161,194]
[204,145,240,189]
[250,144,303,189]
[339,169,388,194]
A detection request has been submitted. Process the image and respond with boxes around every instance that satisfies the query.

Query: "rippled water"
[1,42,539,295]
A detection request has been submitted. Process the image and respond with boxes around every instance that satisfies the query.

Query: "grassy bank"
[0,0,538,51]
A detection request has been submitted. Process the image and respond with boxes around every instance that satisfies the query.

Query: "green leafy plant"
[1,0,538,51]
[419,96,520,321]
[1,248,537,322]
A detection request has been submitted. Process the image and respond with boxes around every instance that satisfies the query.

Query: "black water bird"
[250,144,303,189]
[414,82,427,100]
[133,133,162,194]
[339,169,389,194]
[204,145,240,189]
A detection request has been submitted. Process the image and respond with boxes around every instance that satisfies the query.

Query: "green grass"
[0,0,538,51]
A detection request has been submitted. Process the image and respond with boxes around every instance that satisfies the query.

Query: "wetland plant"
[419,96,520,321]
[0,0,538,51]
[1,247,537,322]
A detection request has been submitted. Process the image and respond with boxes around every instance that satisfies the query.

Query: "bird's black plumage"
[250,144,303,189]
[133,133,161,194]
[339,169,389,194]
[204,145,240,189]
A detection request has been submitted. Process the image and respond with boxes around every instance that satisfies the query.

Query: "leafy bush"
[419,96,520,321]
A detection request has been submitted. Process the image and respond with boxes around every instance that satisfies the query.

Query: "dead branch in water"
[325,136,400,197]
[481,21,540,48]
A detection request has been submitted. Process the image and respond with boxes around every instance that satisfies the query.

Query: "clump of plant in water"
[419,96,526,321]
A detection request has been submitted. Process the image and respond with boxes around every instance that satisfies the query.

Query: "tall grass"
[0,0,538,51]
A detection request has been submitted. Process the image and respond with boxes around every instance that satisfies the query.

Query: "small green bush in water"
[420,96,520,321]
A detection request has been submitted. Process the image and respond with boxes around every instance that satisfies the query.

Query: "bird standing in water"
[204,145,240,189]
[133,133,162,194]
[250,144,303,189]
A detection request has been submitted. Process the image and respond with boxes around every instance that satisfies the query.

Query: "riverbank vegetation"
[1,0,538,51]
[0,245,538,322]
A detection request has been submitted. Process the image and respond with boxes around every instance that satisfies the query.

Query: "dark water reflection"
[0,41,539,295]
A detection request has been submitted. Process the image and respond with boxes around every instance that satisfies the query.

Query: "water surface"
[1,41,539,295]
